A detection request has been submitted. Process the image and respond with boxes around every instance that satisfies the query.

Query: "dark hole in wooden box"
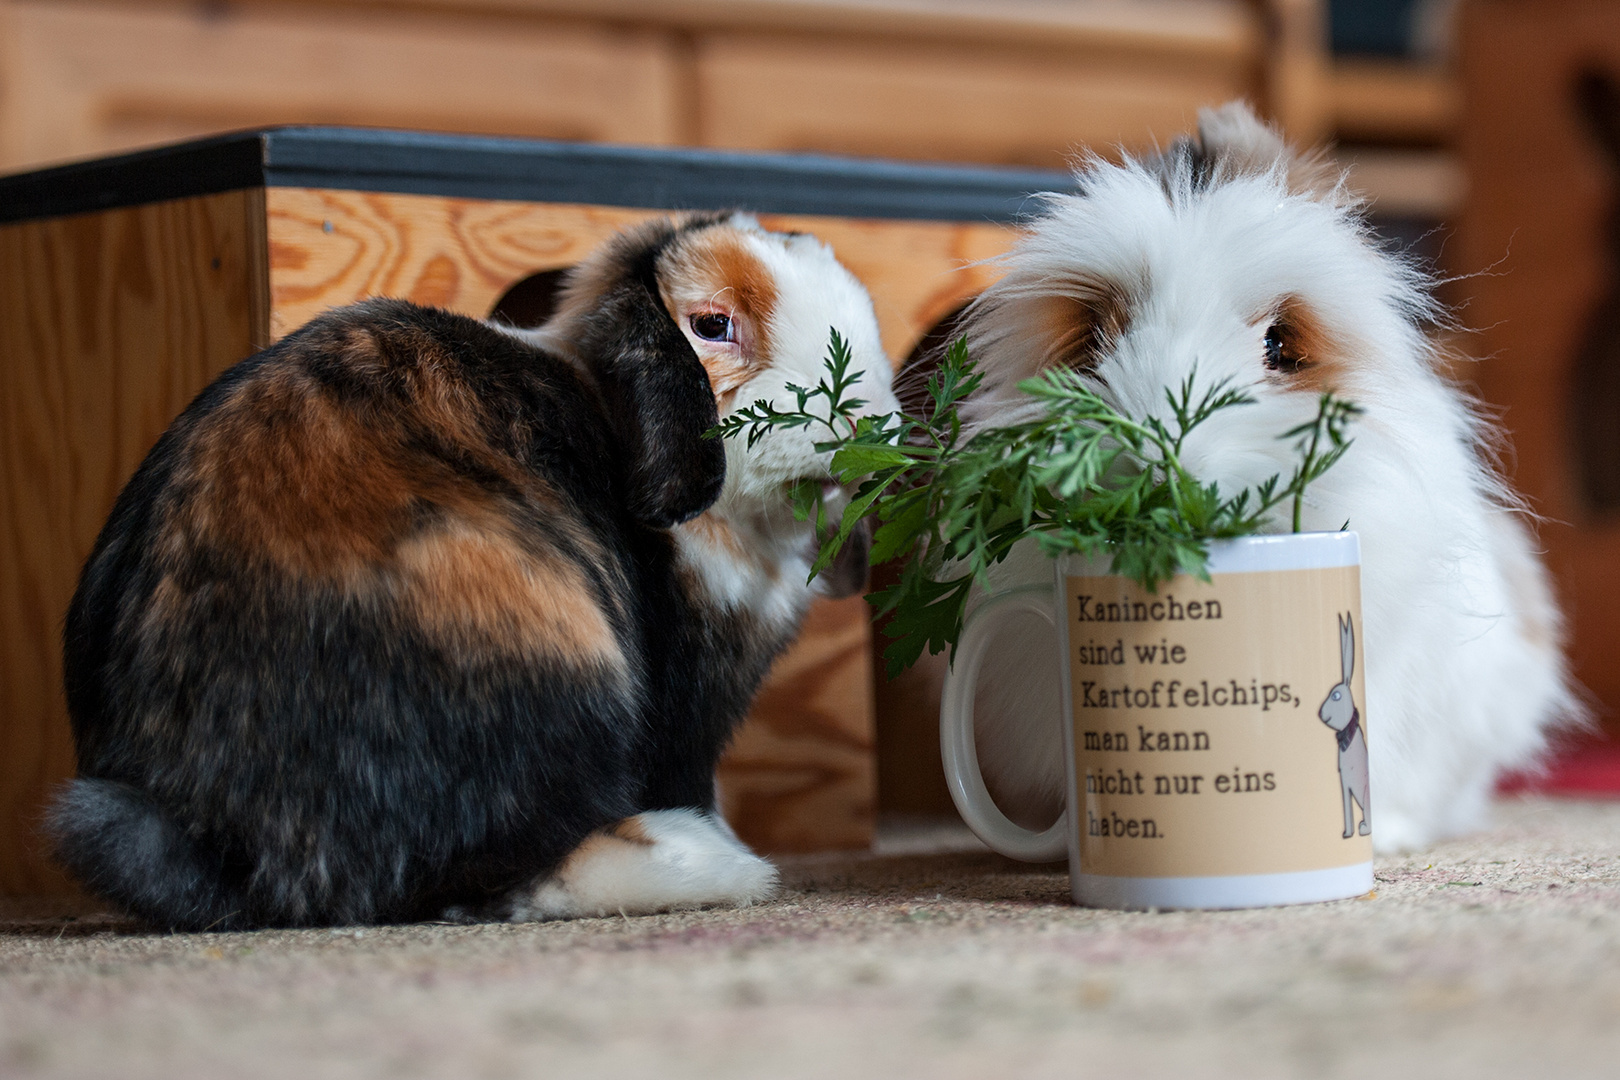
[489,268,570,328]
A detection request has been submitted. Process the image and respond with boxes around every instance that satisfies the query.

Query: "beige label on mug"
[1066,566,1371,878]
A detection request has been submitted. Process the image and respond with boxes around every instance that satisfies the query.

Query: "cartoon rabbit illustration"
[1319,614,1371,839]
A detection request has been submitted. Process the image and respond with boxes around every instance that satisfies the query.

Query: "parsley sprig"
[709,330,1361,677]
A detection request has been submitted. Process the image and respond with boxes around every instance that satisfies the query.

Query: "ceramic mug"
[941,532,1373,910]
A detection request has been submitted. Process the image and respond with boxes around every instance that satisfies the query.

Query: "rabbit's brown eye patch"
[1261,296,1336,386]
[1033,281,1132,373]
[659,225,781,409]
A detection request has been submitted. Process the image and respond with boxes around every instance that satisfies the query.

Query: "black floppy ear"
[585,250,725,528]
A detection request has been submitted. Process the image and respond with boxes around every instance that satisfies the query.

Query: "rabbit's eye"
[691,313,736,343]
[1332,690,1342,700]
[1263,322,1307,375]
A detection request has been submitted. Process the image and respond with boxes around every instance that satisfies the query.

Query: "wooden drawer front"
[694,31,1261,169]
[0,1,681,174]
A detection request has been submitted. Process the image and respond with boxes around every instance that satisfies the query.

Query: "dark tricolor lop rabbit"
[49,212,896,930]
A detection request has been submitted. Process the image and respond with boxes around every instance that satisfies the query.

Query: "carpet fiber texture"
[2,796,1618,1079]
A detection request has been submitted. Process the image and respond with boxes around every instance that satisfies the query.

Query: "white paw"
[1369,809,1430,855]
[506,809,780,922]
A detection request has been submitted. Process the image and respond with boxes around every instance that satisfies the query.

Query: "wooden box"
[0,127,1057,894]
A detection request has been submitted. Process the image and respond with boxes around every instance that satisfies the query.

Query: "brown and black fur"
[50,216,801,930]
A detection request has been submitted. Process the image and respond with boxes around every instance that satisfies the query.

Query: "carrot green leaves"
[708,330,1360,677]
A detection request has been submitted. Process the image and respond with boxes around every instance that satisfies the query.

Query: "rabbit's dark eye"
[1264,325,1289,370]
[1263,322,1306,374]
[690,313,736,342]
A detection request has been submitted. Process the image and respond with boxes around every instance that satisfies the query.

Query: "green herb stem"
[707,331,1360,676]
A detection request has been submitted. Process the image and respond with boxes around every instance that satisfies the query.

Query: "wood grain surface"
[715,596,878,853]
[1454,0,1620,740]
[0,190,269,894]
[265,188,1012,360]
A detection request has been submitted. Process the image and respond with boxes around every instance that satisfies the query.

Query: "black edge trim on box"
[0,126,1075,226]
[258,128,1075,222]
[0,133,269,225]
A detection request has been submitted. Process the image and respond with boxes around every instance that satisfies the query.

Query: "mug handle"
[940,586,1069,862]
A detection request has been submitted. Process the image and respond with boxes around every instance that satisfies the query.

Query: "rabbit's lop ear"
[554,219,727,527]
[1339,613,1356,680]
[1195,101,1344,203]
[1575,69,1620,166]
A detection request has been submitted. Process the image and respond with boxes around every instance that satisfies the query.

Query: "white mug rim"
[1057,529,1361,579]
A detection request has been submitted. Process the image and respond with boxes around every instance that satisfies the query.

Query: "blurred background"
[0,1,1465,212]
[3,0,1617,831]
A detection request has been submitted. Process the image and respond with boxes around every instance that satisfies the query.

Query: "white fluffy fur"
[961,103,1579,853]
[507,809,779,921]
[667,215,898,637]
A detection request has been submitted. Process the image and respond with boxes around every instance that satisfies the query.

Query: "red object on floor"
[1498,738,1620,796]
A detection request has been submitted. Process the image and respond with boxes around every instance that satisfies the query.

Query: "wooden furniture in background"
[1263,0,1466,225]
[0,0,1263,174]
[1453,0,1620,740]
[0,127,1039,894]
[0,0,1465,213]
[0,0,1269,176]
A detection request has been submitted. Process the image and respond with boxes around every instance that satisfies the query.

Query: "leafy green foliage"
[708,330,1361,677]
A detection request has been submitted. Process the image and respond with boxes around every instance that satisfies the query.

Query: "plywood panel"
[757,211,1012,361]
[267,186,1020,849]
[716,596,877,852]
[265,189,658,339]
[266,188,1013,358]
[0,190,269,894]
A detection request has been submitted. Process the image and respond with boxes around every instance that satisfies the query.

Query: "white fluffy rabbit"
[957,102,1579,853]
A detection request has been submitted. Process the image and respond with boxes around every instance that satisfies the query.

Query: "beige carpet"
[2,796,1618,1079]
